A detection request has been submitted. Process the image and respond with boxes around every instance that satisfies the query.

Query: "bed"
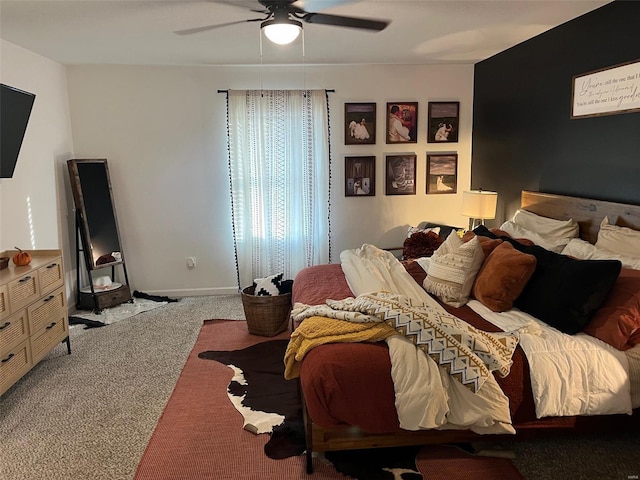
[289,190,640,473]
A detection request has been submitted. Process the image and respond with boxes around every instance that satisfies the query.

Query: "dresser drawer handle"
[1,353,15,363]
[0,321,10,330]
[43,295,55,302]
[18,275,32,283]
[46,263,59,269]
[46,322,57,330]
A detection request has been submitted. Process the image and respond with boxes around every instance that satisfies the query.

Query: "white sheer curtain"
[226,89,331,289]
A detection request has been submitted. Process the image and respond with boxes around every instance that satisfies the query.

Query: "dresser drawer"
[0,284,8,320]
[38,257,64,296]
[8,271,40,313]
[0,309,29,354]
[30,313,68,363]
[0,339,32,396]
[0,249,69,396]
[28,286,65,334]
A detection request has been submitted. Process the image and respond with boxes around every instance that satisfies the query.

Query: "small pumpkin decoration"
[12,247,32,266]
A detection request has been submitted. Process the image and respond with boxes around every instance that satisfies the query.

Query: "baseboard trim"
[135,287,241,298]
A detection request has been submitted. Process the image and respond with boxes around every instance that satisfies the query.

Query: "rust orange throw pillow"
[583,268,640,350]
[473,242,537,312]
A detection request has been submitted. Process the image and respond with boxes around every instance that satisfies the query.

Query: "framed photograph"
[426,153,458,194]
[386,102,418,144]
[427,101,460,143]
[344,103,376,145]
[385,154,416,195]
[345,156,375,197]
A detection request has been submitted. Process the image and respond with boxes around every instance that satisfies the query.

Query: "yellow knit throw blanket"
[284,315,397,380]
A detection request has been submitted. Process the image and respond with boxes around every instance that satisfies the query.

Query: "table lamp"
[461,190,498,230]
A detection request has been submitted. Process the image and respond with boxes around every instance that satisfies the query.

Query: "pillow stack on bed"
[560,217,640,350]
[483,228,622,335]
[421,209,640,352]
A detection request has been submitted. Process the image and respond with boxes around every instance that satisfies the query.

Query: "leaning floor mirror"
[67,158,132,312]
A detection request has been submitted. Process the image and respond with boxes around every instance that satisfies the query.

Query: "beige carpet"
[0,295,245,480]
[1,294,638,480]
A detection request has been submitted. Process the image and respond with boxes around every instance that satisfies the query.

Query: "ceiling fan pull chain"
[259,27,264,95]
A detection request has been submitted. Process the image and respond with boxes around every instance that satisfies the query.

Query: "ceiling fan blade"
[294,0,354,11]
[301,12,389,31]
[212,0,267,11]
[174,18,262,36]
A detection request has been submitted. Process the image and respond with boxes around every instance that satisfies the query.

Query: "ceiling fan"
[175,0,390,45]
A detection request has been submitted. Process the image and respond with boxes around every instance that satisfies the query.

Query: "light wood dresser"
[0,249,71,396]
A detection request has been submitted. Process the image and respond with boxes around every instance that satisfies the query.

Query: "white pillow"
[560,238,597,259]
[596,216,640,259]
[562,237,640,270]
[499,221,571,253]
[512,209,579,239]
[408,225,440,237]
[423,233,484,308]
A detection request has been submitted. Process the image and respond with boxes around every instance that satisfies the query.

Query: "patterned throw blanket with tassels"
[291,291,519,393]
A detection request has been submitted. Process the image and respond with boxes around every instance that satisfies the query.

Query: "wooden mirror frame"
[67,158,125,271]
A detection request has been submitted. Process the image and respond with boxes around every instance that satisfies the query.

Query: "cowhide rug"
[198,339,424,480]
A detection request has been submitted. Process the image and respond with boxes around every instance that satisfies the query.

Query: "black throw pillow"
[473,224,622,334]
[473,225,513,243]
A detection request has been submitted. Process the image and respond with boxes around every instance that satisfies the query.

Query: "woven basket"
[241,285,292,337]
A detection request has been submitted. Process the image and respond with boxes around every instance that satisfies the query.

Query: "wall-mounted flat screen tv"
[1,83,36,178]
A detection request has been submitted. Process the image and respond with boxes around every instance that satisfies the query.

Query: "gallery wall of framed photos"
[318,63,473,255]
[341,100,461,197]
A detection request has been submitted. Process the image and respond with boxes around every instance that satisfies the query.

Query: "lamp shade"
[461,190,498,220]
[262,19,302,45]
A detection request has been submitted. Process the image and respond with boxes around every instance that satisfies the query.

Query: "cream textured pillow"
[596,216,640,259]
[512,208,579,239]
[423,233,485,307]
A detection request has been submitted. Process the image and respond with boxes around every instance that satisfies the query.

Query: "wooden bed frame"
[521,190,640,244]
[302,190,640,474]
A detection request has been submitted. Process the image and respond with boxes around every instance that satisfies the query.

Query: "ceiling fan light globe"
[262,20,302,45]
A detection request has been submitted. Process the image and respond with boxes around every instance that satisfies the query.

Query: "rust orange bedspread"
[294,263,540,433]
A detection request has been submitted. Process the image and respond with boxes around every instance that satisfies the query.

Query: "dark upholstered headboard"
[520,191,640,245]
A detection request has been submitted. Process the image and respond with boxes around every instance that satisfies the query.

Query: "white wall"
[65,63,474,296]
[0,51,474,298]
[0,40,74,271]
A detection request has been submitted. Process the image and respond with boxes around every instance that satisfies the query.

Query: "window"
[226,89,331,288]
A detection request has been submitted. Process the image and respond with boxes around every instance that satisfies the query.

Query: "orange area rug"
[135,319,523,480]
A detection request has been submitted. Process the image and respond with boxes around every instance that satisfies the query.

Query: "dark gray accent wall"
[472,1,640,225]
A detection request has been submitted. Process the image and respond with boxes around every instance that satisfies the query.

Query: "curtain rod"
[217,89,335,94]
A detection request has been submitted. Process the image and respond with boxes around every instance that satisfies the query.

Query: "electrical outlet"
[186,256,196,269]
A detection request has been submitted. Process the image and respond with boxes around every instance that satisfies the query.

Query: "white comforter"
[340,244,633,427]
[340,245,515,434]
[469,300,632,418]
